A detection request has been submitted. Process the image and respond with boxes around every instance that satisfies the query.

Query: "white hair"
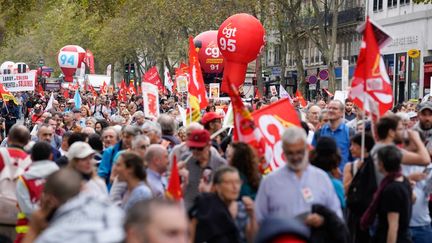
[186,122,204,135]
[282,126,307,145]
[396,112,410,121]
[132,135,150,149]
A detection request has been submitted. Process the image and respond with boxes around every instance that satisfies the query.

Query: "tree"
[304,0,344,93]
[413,0,432,3]
[266,0,307,96]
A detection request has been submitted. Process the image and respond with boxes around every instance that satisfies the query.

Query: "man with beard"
[372,115,430,183]
[344,98,356,121]
[413,101,432,155]
[255,126,342,223]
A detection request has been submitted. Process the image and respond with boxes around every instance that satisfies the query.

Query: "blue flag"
[74,90,82,109]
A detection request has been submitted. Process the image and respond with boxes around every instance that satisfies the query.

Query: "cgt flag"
[143,66,164,93]
[349,17,393,117]
[188,36,208,110]
[252,98,301,171]
[0,84,18,104]
[228,78,264,156]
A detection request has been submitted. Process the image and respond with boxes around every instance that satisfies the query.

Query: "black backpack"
[346,156,378,215]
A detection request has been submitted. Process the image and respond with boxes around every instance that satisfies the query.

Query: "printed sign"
[0,71,36,92]
[209,83,220,99]
[142,82,159,118]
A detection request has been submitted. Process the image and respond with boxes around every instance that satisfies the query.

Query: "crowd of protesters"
[0,89,432,243]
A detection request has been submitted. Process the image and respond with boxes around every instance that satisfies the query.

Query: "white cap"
[408,111,418,119]
[67,142,95,160]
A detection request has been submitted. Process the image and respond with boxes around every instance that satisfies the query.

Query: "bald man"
[306,105,321,131]
[145,145,169,198]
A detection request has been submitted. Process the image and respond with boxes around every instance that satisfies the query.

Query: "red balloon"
[57,45,86,82]
[194,31,224,74]
[218,13,265,92]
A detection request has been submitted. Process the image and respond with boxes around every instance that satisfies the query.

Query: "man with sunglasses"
[181,129,226,210]
[255,126,342,225]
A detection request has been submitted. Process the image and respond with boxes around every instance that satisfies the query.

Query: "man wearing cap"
[414,101,432,154]
[64,99,75,112]
[181,129,226,210]
[98,125,140,188]
[201,112,224,153]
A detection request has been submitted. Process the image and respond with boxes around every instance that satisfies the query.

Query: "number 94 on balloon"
[58,52,78,68]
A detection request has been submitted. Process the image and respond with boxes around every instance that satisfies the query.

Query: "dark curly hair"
[229,142,261,191]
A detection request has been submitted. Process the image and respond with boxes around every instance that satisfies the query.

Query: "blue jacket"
[97,141,123,185]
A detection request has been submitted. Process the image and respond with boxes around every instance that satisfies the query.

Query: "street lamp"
[38,57,44,90]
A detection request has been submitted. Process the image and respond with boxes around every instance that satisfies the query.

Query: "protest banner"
[209,83,220,99]
[0,71,36,92]
[142,82,159,118]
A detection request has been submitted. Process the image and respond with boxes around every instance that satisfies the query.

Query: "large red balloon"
[218,13,265,92]
[57,45,86,82]
[194,31,224,74]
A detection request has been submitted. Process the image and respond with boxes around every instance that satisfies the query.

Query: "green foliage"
[0,0,259,76]
[413,0,432,3]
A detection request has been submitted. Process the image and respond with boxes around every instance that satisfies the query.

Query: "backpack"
[346,156,378,215]
[0,148,32,224]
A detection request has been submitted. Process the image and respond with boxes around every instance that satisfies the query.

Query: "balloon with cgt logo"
[57,45,86,82]
[217,13,265,93]
[194,31,224,75]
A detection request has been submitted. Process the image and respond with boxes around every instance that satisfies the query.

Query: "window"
[388,0,397,8]
[400,0,410,5]
[373,0,383,11]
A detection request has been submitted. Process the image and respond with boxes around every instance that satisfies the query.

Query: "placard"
[209,83,220,99]
[270,85,277,95]
[142,82,159,118]
[0,71,36,92]
[176,74,188,93]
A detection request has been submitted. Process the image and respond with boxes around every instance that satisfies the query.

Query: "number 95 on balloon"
[58,52,78,68]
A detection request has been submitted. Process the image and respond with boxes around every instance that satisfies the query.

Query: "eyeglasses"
[190,147,205,151]
[139,144,149,149]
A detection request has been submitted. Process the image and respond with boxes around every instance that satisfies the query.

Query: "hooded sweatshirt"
[16,160,59,216]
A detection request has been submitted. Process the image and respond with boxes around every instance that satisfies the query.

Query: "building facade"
[264,0,365,99]
[368,0,432,103]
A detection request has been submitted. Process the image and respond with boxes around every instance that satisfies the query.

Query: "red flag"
[129,85,137,95]
[188,36,208,109]
[36,83,44,96]
[166,155,182,201]
[254,87,262,99]
[349,17,393,117]
[228,79,264,156]
[252,99,301,170]
[295,90,307,107]
[100,82,107,95]
[0,83,18,104]
[143,67,164,92]
[63,88,69,99]
[89,85,98,97]
[85,49,95,74]
[323,88,334,97]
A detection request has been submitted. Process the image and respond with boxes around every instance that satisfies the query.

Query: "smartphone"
[423,167,432,174]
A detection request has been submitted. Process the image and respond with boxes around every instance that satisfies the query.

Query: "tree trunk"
[256,54,264,97]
